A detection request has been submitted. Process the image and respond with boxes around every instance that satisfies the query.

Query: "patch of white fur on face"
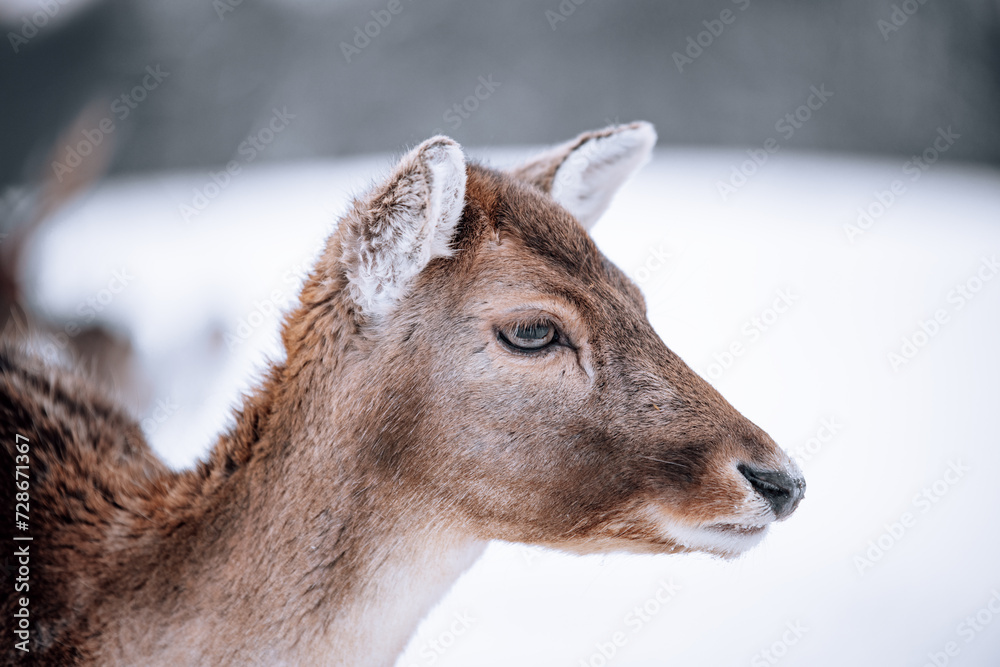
[341,136,467,319]
[550,122,656,231]
[653,511,771,559]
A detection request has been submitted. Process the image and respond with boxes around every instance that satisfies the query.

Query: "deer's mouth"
[651,509,772,558]
[689,522,771,558]
[707,522,768,536]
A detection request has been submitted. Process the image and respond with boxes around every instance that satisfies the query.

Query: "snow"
[24,146,1000,666]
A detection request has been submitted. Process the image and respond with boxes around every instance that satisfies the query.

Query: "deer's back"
[1,346,172,665]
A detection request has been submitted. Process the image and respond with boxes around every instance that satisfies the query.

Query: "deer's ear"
[340,136,466,318]
[511,122,656,231]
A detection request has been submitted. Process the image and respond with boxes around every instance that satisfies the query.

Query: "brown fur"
[0,131,802,665]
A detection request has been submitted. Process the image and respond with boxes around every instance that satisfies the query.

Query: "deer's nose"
[738,464,805,520]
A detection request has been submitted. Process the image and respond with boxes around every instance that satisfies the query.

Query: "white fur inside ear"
[343,137,466,319]
[423,140,466,259]
[551,122,656,230]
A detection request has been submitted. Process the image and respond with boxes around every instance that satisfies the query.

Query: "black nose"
[738,464,805,520]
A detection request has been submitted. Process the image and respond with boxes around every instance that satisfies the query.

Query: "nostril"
[738,463,806,520]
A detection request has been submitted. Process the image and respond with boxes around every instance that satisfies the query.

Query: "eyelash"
[496,319,562,353]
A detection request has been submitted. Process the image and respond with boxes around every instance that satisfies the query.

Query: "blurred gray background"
[1,0,999,187]
[3,4,1000,665]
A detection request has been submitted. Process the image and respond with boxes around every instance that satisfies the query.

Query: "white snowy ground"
[24,145,1000,667]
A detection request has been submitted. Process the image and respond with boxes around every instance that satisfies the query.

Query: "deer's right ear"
[511,121,656,231]
[339,136,466,319]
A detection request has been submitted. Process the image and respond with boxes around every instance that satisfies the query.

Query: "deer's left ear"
[510,121,656,231]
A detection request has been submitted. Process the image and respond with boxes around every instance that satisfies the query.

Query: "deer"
[2,100,141,406]
[0,121,805,666]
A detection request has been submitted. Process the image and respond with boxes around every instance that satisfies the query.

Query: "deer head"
[279,122,805,564]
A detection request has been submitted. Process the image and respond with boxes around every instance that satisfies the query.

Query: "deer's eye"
[498,321,557,352]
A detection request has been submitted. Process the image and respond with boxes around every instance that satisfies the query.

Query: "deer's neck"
[134,291,484,665]
[213,461,484,666]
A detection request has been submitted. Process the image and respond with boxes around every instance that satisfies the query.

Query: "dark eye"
[498,321,557,352]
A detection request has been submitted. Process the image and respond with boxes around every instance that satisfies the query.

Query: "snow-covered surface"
[25,147,1000,666]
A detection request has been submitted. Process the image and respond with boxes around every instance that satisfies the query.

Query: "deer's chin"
[655,515,772,559]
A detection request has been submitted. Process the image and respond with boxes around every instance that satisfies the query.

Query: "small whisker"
[641,455,690,470]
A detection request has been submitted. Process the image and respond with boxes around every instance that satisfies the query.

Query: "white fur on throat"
[342,136,466,319]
